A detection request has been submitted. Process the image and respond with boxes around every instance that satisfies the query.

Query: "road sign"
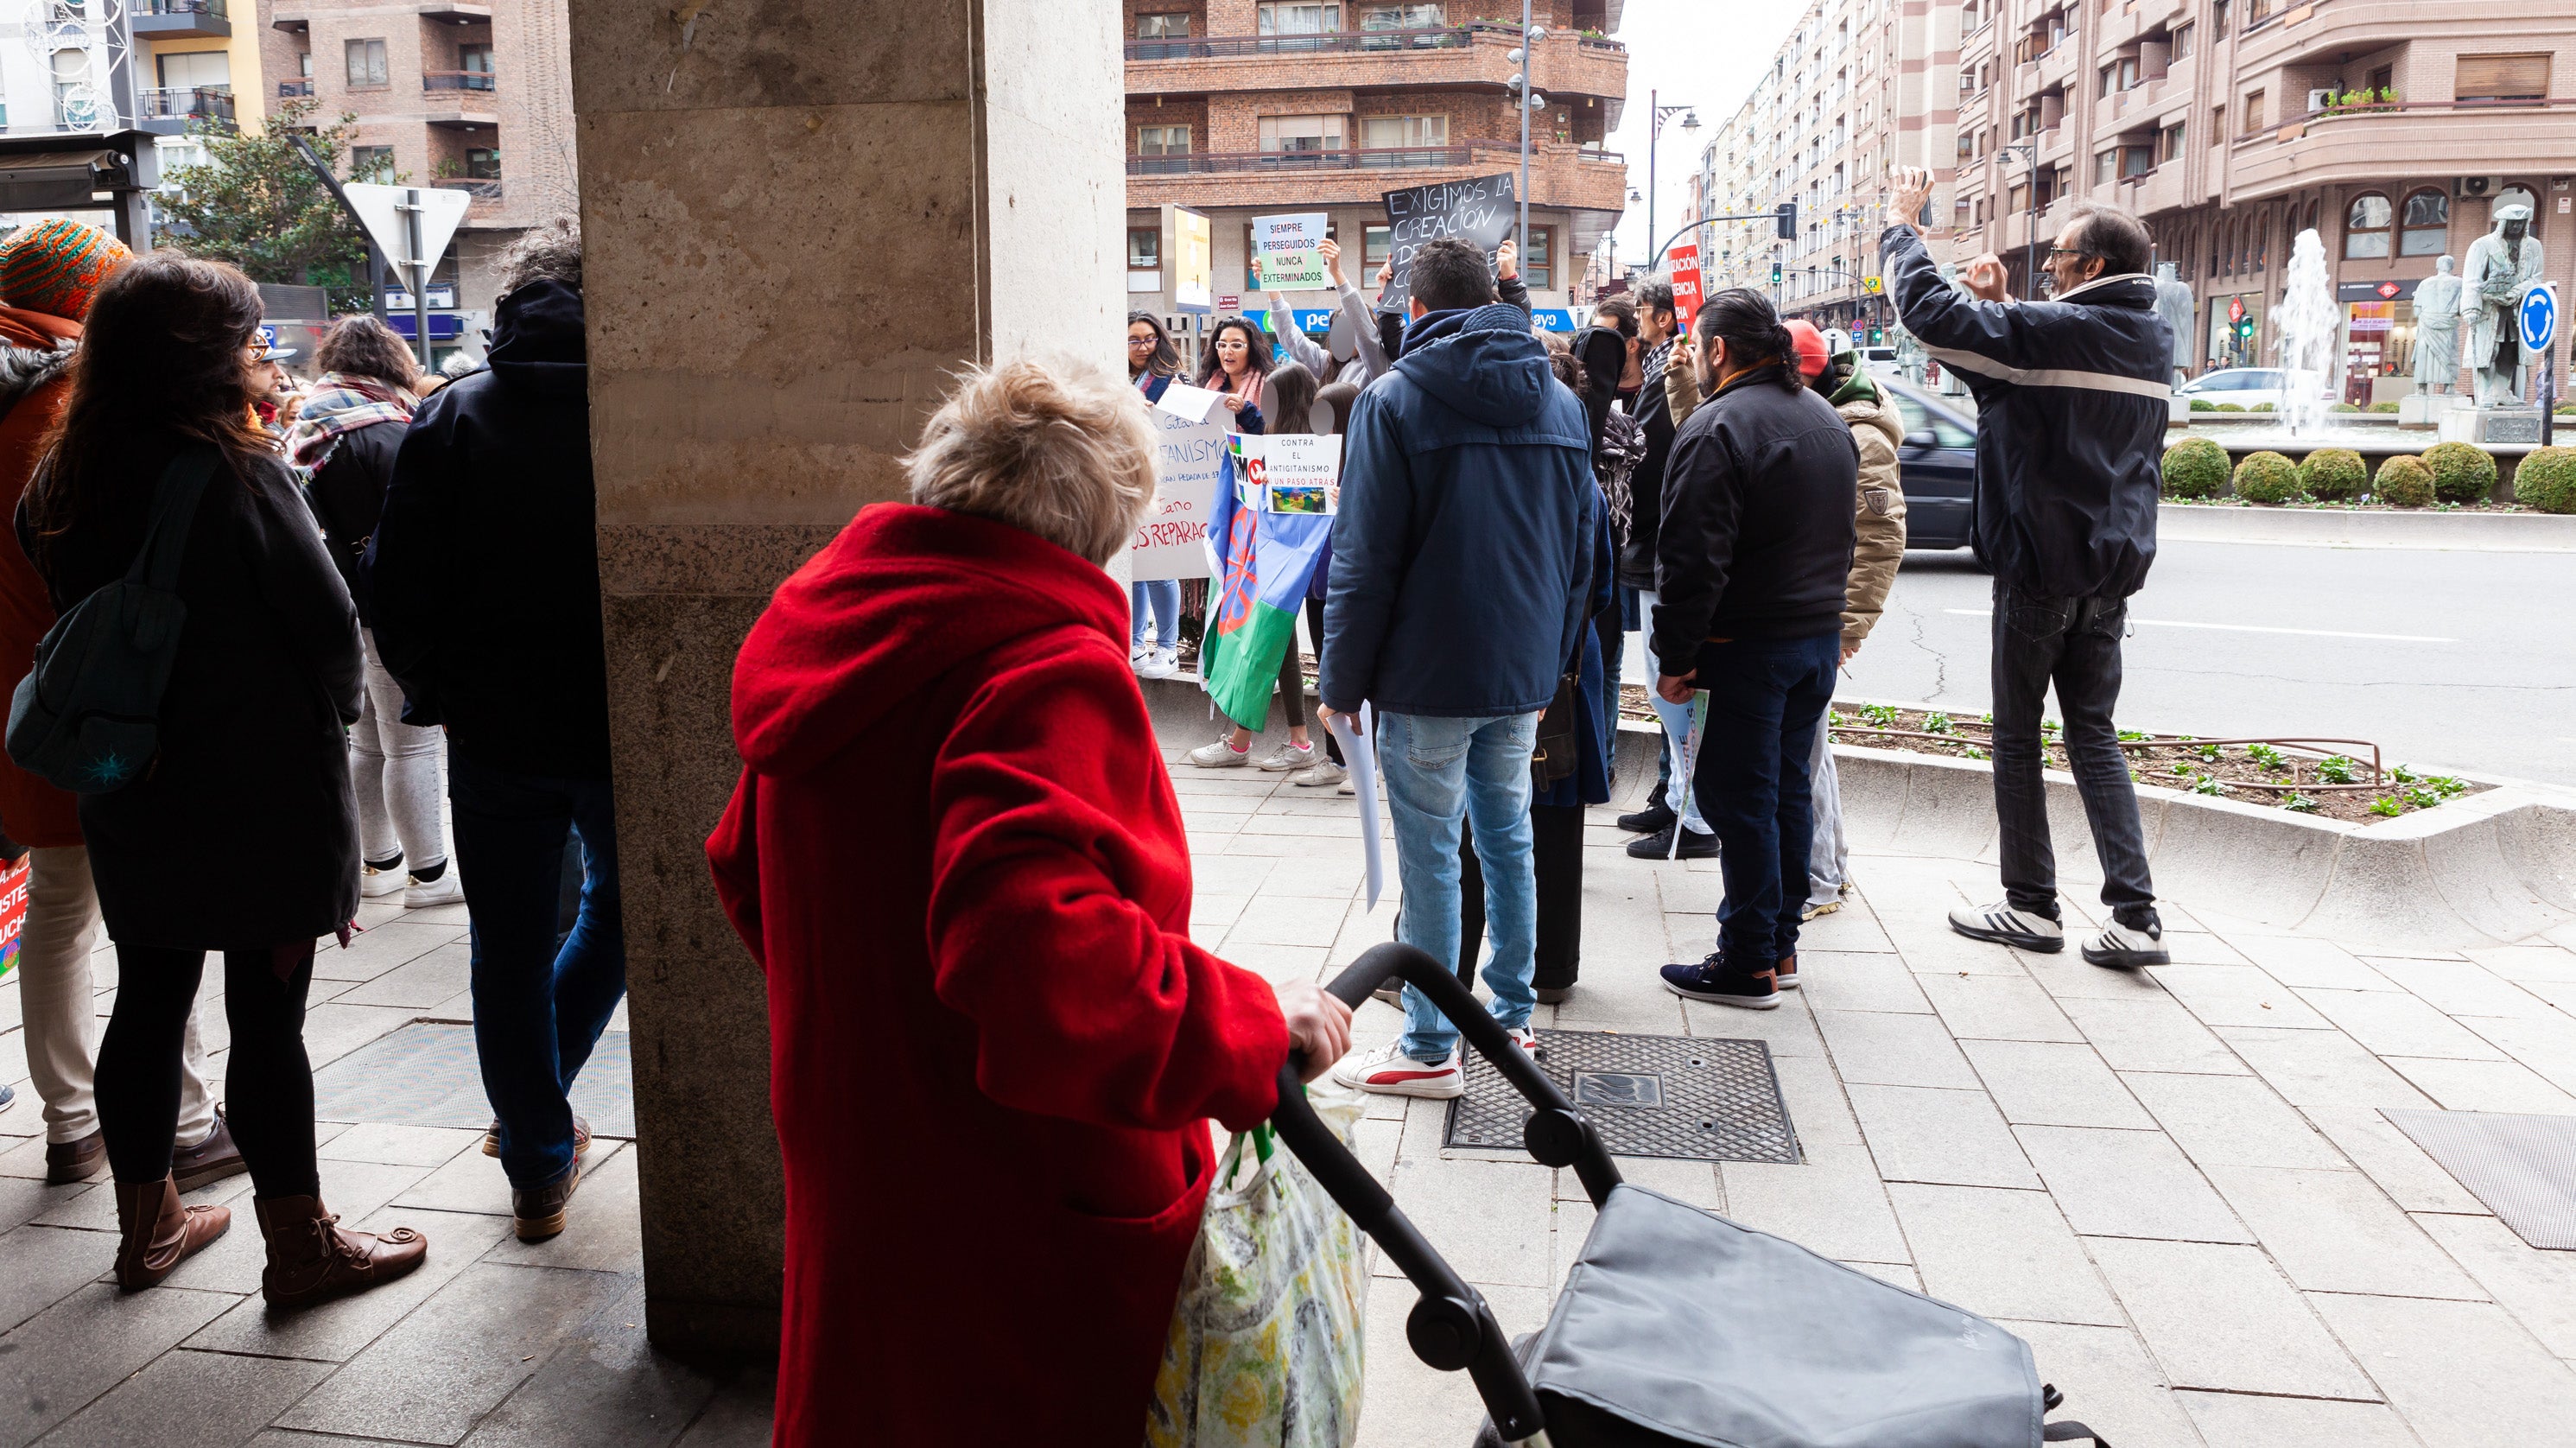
[1862,275,1883,294]
[2228,295,2245,324]
[2517,283,2556,354]
[341,182,470,289]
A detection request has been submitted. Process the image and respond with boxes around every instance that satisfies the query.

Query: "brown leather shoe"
[171,1109,248,1192]
[481,1115,591,1160]
[255,1195,428,1308]
[511,1160,584,1242]
[113,1177,231,1290]
[46,1130,106,1184]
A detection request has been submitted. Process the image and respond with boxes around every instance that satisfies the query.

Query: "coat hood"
[1392,303,1554,427]
[486,279,586,398]
[1836,389,1905,453]
[0,306,75,410]
[732,503,1127,778]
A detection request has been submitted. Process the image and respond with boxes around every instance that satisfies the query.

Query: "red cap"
[1782,319,1831,381]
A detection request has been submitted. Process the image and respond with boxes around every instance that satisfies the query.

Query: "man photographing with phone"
[1880,165,2175,971]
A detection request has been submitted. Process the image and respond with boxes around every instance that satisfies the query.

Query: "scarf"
[1639,338,1672,403]
[286,372,414,470]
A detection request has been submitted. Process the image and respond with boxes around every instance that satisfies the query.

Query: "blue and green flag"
[1200,436,1333,730]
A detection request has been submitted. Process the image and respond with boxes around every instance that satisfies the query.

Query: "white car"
[2176,367,2288,410]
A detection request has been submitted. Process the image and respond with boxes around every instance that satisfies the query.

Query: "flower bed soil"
[2166,499,2538,515]
[1613,689,2488,827]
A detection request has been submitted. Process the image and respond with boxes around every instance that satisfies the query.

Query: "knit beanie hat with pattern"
[0,219,133,322]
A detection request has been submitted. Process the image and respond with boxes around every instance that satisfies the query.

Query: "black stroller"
[1272,943,2110,1448]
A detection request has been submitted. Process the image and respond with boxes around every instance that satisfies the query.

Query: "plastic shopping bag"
[1145,1086,1369,1448]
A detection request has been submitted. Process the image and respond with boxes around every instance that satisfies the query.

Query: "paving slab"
[187,1207,517,1363]
[2223,935,2401,992]
[2056,994,2251,1075]
[2149,964,2330,1029]
[2409,1211,2576,1361]
[2120,1070,2352,1171]
[1886,1183,2123,1328]
[0,1224,107,1336]
[2295,988,2510,1061]
[2003,1319,2206,1448]
[1845,1083,2038,1188]
[2083,1237,2378,1400]
[1812,1008,1982,1089]
[1962,1039,2156,1129]
[2202,1165,2484,1299]
[1915,972,2084,1042]
[1718,1142,1907,1265]
[0,1283,233,1448]
[2214,1026,2440,1111]
[668,1369,777,1448]
[2299,1105,2494,1216]
[2381,1055,2576,1113]
[2308,1293,2576,1446]
[36,1347,333,1448]
[457,1281,716,1448]
[1794,950,1933,1014]
[2015,1124,2252,1243]
[2173,1390,2427,1448]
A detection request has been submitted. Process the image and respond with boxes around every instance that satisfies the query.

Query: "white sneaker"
[2082,913,2168,970]
[1130,644,1152,670]
[1330,1041,1465,1099]
[1290,759,1348,789]
[358,863,407,899]
[403,869,464,908]
[1188,739,1253,768]
[1946,899,2065,953]
[1258,740,1317,772]
[1505,1026,1539,1055]
[1136,646,1179,681]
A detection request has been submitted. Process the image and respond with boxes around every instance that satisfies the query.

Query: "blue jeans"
[1639,589,1710,834]
[1379,711,1539,1060]
[448,750,628,1191]
[1688,632,1841,966]
[1131,579,1180,649]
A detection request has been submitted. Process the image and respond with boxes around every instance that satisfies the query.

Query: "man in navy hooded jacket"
[1320,238,1596,1099]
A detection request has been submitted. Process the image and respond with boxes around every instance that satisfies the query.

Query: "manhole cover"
[1445,1030,1799,1165]
[308,1021,636,1140]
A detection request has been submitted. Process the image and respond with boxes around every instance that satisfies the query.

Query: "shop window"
[2343,193,2392,258]
[1526,227,1551,290]
[2455,53,2548,103]
[345,37,388,89]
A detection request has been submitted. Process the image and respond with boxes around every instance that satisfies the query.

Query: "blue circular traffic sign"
[2519,284,2557,353]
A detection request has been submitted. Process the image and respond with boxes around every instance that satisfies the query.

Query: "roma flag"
[1200,435,1333,730]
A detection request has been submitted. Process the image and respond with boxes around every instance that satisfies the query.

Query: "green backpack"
[6,448,216,794]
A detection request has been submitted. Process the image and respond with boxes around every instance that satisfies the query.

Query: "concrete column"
[565,0,1126,1357]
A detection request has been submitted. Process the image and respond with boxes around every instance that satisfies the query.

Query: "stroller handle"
[1273,942,1625,1444]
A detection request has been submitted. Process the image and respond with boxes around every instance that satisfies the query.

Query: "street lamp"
[1506,3,1551,272]
[1645,90,1699,278]
[1994,143,2040,298]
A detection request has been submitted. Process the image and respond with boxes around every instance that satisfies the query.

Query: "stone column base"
[2439,406,2541,444]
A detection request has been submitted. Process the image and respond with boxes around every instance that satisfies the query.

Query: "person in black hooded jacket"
[365,217,624,1245]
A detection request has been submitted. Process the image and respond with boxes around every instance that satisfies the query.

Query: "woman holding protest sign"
[1126,313,1184,679]
[1192,317,1270,435]
[1184,361,1315,773]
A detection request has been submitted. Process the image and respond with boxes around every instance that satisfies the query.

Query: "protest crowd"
[0,156,2179,1445]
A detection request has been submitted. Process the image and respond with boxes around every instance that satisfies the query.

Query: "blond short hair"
[905,357,1157,568]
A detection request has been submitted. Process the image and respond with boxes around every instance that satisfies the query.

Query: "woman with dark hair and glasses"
[1191,315,1270,435]
[1647,287,1857,1013]
[17,252,428,1302]
[1125,311,1184,677]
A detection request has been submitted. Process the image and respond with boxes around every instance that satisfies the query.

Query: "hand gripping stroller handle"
[1272,942,1623,1445]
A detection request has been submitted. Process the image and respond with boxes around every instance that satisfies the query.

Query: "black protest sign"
[1377,172,1518,310]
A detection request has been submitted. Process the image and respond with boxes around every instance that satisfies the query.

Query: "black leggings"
[97,942,320,1198]
[1303,596,1343,765]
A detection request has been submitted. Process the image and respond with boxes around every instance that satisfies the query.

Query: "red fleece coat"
[707,504,1290,1447]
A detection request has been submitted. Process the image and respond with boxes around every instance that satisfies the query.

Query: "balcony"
[2229,97,2576,200]
[433,176,503,200]
[133,0,230,39]
[424,70,498,92]
[1125,142,1628,213]
[2117,159,2193,215]
[136,86,236,135]
[1126,25,1626,117]
[422,70,499,129]
[277,77,313,98]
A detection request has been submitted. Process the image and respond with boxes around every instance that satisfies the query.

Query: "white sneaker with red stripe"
[1331,1042,1465,1099]
[1506,1026,1539,1055]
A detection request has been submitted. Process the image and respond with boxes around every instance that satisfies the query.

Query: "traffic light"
[1775,201,1798,240]
[2236,318,2256,344]
[1770,264,1783,285]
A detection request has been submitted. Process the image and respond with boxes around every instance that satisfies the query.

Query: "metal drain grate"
[308,1021,636,1140]
[2383,1108,2576,1250]
[1444,1030,1800,1165]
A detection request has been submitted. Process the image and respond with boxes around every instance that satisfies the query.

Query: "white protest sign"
[1154,380,1225,424]
[1252,212,1331,289]
[1132,407,1228,581]
[1232,430,1342,514]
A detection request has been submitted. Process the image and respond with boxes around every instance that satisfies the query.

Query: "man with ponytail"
[1651,289,1858,1011]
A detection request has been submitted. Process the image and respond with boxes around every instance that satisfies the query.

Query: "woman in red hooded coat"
[707,358,1353,1445]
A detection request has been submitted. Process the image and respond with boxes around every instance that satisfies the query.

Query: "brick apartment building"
[257,0,576,366]
[1688,0,1963,340]
[1121,0,1629,356]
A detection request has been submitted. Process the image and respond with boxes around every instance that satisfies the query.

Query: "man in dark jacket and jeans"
[1883,167,2172,969]
[1653,290,1858,1010]
[366,216,625,1241]
[1322,238,1596,1099]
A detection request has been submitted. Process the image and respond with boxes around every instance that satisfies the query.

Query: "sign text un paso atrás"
[1376,173,1518,311]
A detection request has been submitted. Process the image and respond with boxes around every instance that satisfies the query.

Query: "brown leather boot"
[255,1196,428,1309]
[113,1177,231,1290]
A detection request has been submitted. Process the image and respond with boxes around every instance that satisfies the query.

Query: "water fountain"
[2273,228,2342,439]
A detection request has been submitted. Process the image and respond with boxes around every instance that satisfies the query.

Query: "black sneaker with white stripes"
[1946,899,2065,953]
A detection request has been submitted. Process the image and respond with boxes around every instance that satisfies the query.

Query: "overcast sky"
[1603,0,1799,269]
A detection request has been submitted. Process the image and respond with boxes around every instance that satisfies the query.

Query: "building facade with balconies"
[1948,0,2574,397]
[257,0,574,365]
[1122,0,1628,350]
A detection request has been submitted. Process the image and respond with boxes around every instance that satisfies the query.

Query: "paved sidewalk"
[1166,749,2576,1448]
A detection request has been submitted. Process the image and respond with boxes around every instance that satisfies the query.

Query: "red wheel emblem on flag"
[1215,505,1259,637]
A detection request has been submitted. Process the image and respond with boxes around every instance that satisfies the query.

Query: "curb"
[1143,675,2576,949]
[2157,502,2576,551]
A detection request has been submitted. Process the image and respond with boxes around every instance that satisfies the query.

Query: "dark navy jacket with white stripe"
[1881,224,2173,600]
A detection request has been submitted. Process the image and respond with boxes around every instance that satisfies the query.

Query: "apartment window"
[466,147,499,180]
[2366,65,2392,95]
[51,48,92,126]
[1258,114,1345,156]
[2241,89,2265,133]
[459,43,494,74]
[157,49,230,91]
[1259,3,1341,34]
[1135,12,1190,38]
[2212,0,2229,37]
[1360,114,1447,155]
[2172,23,2192,61]
[345,38,389,88]
[2210,104,2225,142]
[2399,188,2449,256]
[348,144,395,181]
[1957,131,1975,160]
[1136,124,1190,175]
[2160,119,2186,162]
[2094,149,2120,185]
[2098,65,2118,98]
[1359,3,1443,35]
[2123,146,2153,178]
[1362,225,1390,270]
[1127,227,1160,270]
[1525,227,1551,289]
[2455,54,2549,103]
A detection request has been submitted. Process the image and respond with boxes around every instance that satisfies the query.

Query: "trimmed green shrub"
[2249,403,2276,413]
[2422,441,2498,504]
[2233,449,2302,504]
[2214,402,2247,412]
[2299,448,2367,501]
[2160,436,2230,499]
[2513,446,2576,514]
[2329,403,2359,413]
[2374,454,2434,507]
[2189,398,2216,412]
[2366,401,2400,413]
